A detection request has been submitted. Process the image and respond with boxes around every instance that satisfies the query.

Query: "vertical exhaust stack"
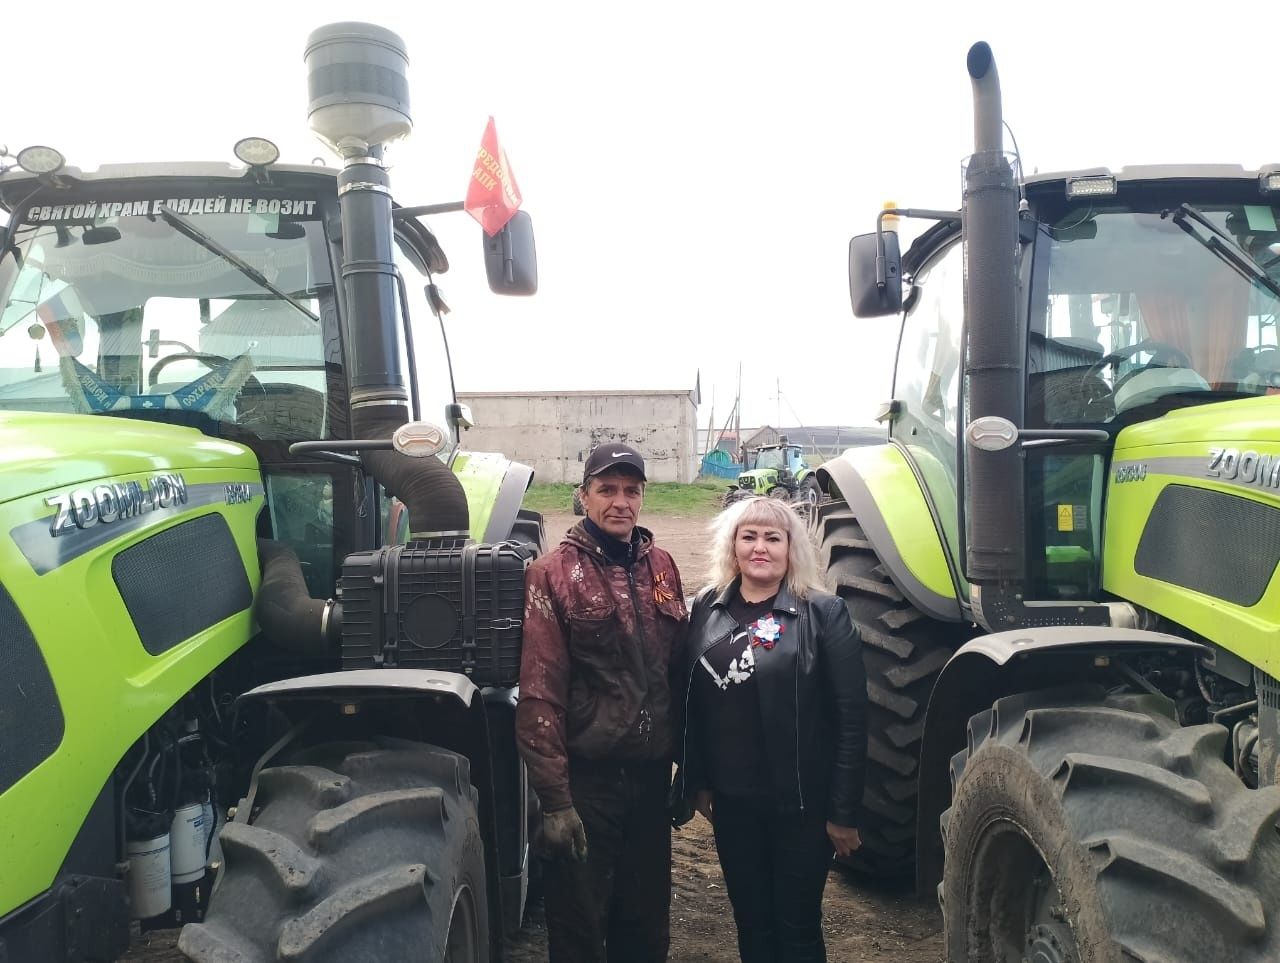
[305,23,469,540]
[962,42,1024,588]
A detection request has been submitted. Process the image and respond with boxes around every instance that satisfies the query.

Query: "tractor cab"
[748,442,808,476]
[851,168,1280,606]
[0,167,479,445]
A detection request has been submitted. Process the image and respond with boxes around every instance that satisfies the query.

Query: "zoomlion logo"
[1207,448,1280,491]
[46,473,188,536]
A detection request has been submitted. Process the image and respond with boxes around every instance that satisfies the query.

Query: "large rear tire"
[943,686,1280,962]
[179,740,489,962]
[812,498,972,877]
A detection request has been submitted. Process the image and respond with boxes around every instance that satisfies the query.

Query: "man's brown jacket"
[516,522,687,812]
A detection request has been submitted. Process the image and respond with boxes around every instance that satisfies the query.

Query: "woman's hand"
[694,790,714,823]
[826,821,861,858]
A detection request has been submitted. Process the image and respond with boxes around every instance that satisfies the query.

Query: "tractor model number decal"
[224,483,253,505]
[46,473,189,537]
[1207,448,1280,491]
[1113,463,1148,484]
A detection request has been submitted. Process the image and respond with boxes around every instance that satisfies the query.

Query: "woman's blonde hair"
[705,497,826,598]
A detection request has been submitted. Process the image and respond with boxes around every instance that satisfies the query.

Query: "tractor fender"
[238,667,481,710]
[235,670,490,750]
[817,444,963,622]
[451,451,534,542]
[913,626,1208,894]
[234,669,491,778]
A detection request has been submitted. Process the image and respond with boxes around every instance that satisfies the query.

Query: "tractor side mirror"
[848,231,902,318]
[484,210,538,296]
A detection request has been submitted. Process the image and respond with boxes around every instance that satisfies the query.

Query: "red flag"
[464,117,523,236]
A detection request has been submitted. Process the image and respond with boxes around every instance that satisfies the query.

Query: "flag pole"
[394,201,466,218]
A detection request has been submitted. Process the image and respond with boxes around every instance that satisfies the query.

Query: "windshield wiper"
[157,204,319,322]
[1165,203,1280,302]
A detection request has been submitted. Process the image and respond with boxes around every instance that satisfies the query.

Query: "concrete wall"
[457,390,699,483]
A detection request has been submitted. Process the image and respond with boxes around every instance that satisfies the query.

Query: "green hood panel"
[1105,396,1279,675]
[452,450,521,541]
[1116,395,1279,449]
[0,410,263,914]
[0,411,257,505]
[0,463,263,914]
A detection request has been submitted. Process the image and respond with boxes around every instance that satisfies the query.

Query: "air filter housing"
[305,22,411,155]
[339,541,536,686]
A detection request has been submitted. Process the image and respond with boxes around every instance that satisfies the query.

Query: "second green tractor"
[814,41,1280,961]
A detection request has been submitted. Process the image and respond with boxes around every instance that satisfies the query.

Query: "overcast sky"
[4,0,1273,432]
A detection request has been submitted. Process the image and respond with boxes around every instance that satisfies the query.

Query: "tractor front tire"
[179,740,489,963]
[801,476,822,507]
[812,498,972,878]
[943,686,1280,962]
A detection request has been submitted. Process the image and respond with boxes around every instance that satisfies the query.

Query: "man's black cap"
[583,443,647,483]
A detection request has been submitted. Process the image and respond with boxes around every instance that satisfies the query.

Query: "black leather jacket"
[673,579,867,827]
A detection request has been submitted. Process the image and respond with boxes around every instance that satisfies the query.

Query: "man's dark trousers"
[542,759,671,962]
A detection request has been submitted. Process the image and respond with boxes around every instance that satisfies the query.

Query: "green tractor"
[813,41,1280,960]
[724,440,821,507]
[0,23,545,962]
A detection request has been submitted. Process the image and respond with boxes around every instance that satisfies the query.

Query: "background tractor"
[0,23,544,962]
[723,439,821,507]
[813,41,1280,960]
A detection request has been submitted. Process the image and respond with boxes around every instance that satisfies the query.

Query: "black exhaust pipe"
[962,42,1023,587]
[306,23,470,541]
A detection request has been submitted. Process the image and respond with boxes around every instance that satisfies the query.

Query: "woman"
[673,496,867,963]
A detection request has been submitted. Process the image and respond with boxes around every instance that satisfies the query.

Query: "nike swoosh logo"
[611,451,628,457]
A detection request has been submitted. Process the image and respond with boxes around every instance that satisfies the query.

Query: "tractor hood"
[1106,394,1280,677]
[1114,395,1280,508]
[0,411,257,505]
[1117,394,1279,447]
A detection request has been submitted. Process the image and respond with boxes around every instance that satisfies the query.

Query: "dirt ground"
[123,509,943,962]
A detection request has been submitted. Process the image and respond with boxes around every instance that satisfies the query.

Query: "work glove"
[668,779,696,829]
[541,806,588,863]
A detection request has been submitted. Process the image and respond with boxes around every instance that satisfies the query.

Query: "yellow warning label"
[1057,505,1074,532]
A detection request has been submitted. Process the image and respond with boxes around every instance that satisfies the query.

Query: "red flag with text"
[464,117,523,236]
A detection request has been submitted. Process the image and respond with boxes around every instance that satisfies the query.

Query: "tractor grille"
[738,477,753,489]
[1135,485,1280,607]
[113,513,252,655]
[1259,671,1280,711]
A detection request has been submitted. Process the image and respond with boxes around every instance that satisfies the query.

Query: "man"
[517,443,688,962]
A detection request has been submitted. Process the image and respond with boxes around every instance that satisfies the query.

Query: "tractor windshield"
[0,193,334,441]
[753,447,788,471]
[1029,200,1280,426]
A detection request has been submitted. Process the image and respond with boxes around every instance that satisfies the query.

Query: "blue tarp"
[700,450,741,480]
